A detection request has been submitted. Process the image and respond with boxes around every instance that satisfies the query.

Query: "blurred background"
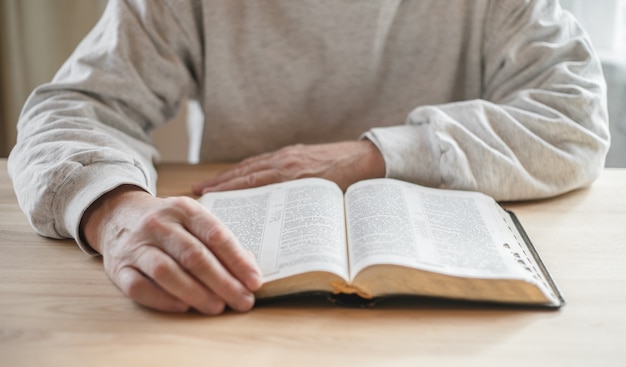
[1,0,625,166]
[0,0,196,163]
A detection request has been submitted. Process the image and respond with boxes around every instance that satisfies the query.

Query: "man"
[8,0,610,314]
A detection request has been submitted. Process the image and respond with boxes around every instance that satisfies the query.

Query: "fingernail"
[238,292,256,312]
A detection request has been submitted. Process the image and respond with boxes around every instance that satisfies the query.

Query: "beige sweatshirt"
[8,0,610,253]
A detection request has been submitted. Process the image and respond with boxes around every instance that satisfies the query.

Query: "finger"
[154,199,260,310]
[187,206,263,291]
[191,144,304,195]
[133,245,238,314]
[192,156,277,195]
[167,231,256,312]
[116,266,190,313]
[176,198,263,291]
[201,169,289,193]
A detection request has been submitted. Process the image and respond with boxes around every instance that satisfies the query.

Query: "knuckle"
[148,259,172,281]
[282,143,303,153]
[278,146,299,161]
[282,155,300,168]
[122,281,142,300]
[178,246,208,271]
[165,196,197,212]
[118,269,145,299]
[205,224,233,247]
[243,174,258,187]
[277,146,307,171]
[139,212,167,233]
[170,195,195,206]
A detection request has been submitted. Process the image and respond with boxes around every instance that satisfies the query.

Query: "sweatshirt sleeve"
[7,0,203,253]
[364,0,610,201]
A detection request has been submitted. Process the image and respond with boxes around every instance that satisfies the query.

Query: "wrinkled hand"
[192,140,386,195]
[81,185,262,314]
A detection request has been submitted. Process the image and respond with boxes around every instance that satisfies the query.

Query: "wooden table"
[1,159,625,366]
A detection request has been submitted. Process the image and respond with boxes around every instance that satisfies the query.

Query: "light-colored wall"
[561,0,626,167]
[0,0,107,157]
[0,0,191,162]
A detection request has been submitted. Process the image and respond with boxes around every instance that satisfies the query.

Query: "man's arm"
[6,0,263,313]
[8,0,201,245]
[364,0,610,201]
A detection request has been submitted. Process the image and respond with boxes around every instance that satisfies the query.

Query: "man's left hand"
[192,140,386,194]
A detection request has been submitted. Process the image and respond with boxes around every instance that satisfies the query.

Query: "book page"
[199,178,349,282]
[345,179,528,281]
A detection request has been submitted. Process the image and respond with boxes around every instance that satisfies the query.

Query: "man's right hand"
[80,185,262,314]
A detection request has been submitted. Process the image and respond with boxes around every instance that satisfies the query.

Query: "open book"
[199,178,564,307]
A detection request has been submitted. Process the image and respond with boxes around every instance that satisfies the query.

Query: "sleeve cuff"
[362,119,443,188]
[60,163,155,255]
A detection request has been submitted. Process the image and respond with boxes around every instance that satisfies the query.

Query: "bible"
[199,178,564,307]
